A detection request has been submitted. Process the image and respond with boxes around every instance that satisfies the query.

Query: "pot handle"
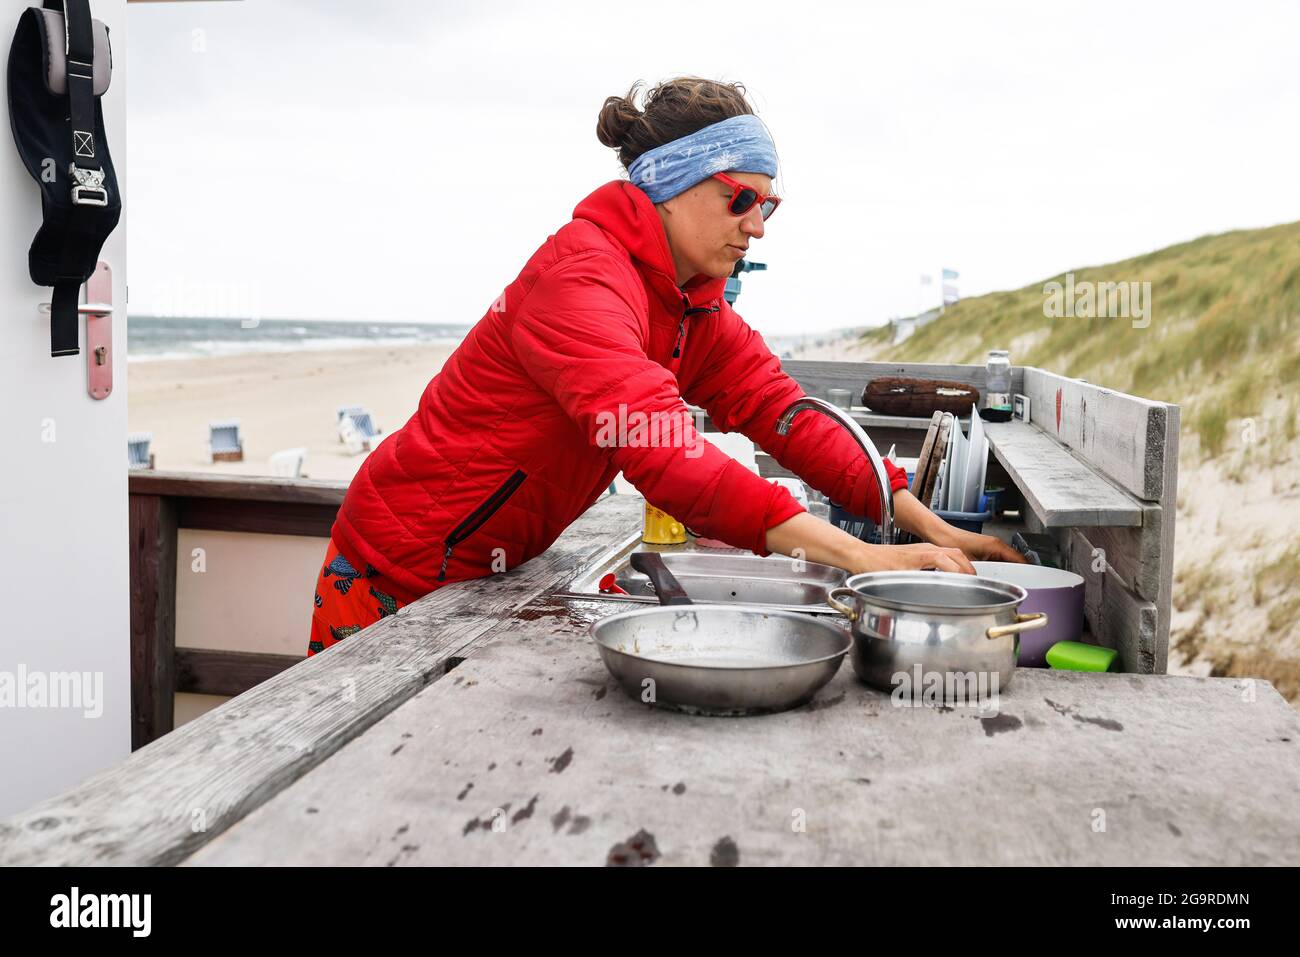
[986,612,1048,640]
[826,586,858,621]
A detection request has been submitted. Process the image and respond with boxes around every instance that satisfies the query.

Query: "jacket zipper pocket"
[674,293,719,359]
[438,468,527,581]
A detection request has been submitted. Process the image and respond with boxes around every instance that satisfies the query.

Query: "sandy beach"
[127,343,458,481]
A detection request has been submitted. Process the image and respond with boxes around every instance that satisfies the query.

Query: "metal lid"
[841,571,1027,615]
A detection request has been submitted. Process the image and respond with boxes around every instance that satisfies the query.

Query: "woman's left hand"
[942,528,1027,564]
[890,489,1028,565]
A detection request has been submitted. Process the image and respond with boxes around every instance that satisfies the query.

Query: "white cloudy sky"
[126,0,1300,335]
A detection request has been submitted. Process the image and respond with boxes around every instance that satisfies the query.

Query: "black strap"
[56,0,98,171]
[49,283,80,356]
[41,0,99,356]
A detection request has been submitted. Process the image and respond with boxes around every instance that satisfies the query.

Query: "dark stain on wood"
[710,836,739,867]
[549,747,574,774]
[606,828,659,866]
[1073,713,1124,732]
[515,605,568,622]
[980,713,1023,736]
[1044,697,1124,731]
[511,794,539,823]
[550,805,592,835]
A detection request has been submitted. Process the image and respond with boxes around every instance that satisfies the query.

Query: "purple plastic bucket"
[972,562,1085,667]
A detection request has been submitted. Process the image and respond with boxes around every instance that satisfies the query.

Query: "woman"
[307,76,1023,657]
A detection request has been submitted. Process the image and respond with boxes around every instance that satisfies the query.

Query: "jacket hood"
[572,180,728,310]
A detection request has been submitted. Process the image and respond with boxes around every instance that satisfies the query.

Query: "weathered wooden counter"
[2,495,1297,866]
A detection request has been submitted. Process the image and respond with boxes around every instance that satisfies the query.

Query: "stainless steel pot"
[826,571,1047,701]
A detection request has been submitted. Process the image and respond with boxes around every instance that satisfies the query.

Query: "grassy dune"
[861,221,1300,700]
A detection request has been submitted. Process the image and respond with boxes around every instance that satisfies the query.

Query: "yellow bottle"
[642,502,687,544]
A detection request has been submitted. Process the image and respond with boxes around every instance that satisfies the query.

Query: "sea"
[127,316,472,362]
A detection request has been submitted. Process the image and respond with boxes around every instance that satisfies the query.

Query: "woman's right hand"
[851,542,976,576]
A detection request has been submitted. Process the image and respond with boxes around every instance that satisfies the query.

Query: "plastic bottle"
[983,350,1013,422]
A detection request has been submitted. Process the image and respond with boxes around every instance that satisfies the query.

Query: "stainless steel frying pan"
[589,552,851,716]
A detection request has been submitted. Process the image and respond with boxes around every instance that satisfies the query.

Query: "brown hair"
[596,76,756,170]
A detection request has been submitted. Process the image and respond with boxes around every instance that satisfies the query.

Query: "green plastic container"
[1046,641,1119,672]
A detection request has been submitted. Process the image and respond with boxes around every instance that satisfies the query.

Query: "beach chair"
[268,447,307,478]
[349,412,380,442]
[127,431,154,470]
[338,416,366,455]
[207,420,244,463]
[338,409,382,454]
[335,404,365,442]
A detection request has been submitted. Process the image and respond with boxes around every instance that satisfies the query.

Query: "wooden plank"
[0,495,645,866]
[1079,512,1163,602]
[782,360,1023,407]
[128,494,177,750]
[129,470,348,506]
[176,497,337,537]
[1064,528,1160,674]
[1153,404,1179,673]
[183,594,1300,866]
[175,649,301,697]
[1021,367,1172,501]
[983,420,1144,528]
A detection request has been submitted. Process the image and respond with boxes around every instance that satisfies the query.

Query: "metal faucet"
[775,396,896,546]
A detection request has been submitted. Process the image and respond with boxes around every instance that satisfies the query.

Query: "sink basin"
[559,532,849,615]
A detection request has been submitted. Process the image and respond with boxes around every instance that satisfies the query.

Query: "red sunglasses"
[712,172,781,220]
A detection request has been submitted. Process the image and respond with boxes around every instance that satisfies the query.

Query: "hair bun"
[596,91,641,151]
[597,77,757,172]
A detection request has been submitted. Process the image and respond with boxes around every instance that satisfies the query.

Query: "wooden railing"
[128,472,346,750]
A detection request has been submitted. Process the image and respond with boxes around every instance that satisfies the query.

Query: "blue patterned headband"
[626,114,778,203]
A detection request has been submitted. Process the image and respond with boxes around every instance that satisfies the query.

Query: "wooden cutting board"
[919,413,953,510]
[909,412,943,499]
[898,412,943,544]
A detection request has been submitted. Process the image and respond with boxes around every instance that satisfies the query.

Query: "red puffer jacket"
[330,179,908,604]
